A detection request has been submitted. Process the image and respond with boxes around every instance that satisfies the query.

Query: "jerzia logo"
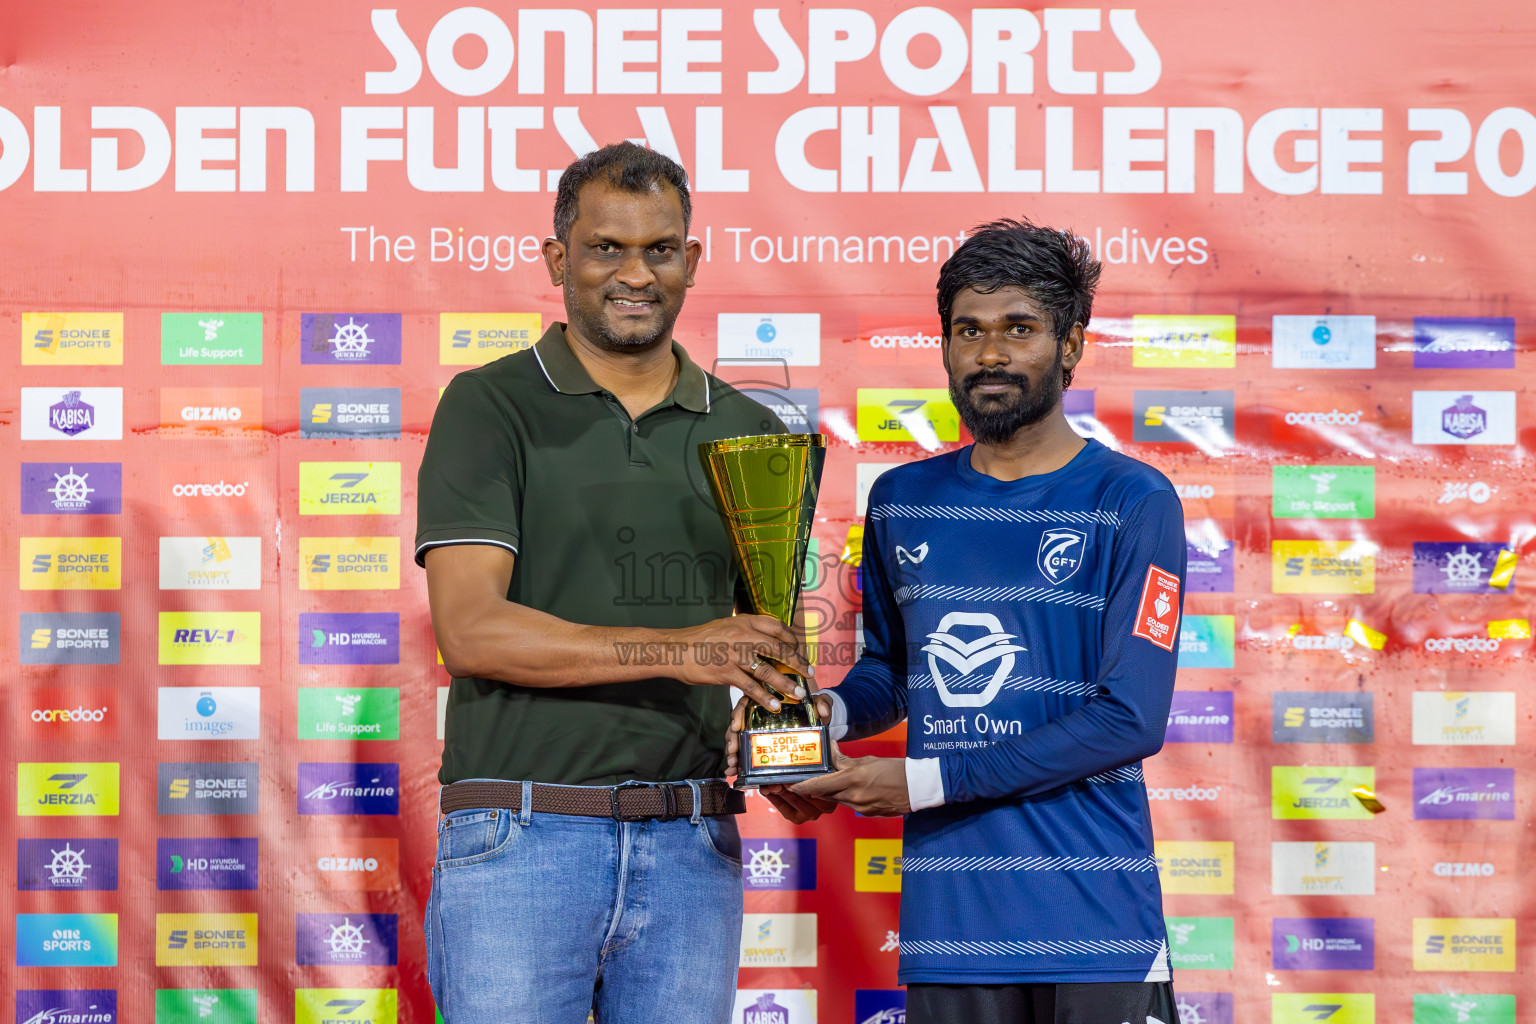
[1036,528,1086,584]
[922,612,1025,709]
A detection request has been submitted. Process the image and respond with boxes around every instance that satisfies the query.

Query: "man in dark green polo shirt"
[416,142,812,1024]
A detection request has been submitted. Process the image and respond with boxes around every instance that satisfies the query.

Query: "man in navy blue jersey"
[727,219,1186,1024]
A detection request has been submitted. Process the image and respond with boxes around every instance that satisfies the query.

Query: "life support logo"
[1036,528,1086,585]
[921,612,1026,709]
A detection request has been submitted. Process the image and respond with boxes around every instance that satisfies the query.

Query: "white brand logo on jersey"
[1037,528,1086,584]
[921,611,1025,709]
[895,543,928,565]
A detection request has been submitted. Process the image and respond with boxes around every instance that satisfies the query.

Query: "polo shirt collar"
[533,322,711,414]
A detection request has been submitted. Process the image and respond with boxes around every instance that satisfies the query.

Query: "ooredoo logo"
[1148,785,1222,802]
[1283,409,1364,426]
[1423,636,1500,653]
[172,480,248,497]
[31,705,109,723]
[161,462,265,516]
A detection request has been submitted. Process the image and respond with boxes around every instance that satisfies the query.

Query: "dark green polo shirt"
[416,323,786,786]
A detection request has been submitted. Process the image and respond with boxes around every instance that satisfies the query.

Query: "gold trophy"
[699,433,833,787]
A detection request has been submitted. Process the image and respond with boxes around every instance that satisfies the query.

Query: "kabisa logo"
[1272,541,1377,594]
[1413,316,1516,370]
[298,763,401,815]
[21,537,122,591]
[1164,691,1234,743]
[300,537,401,590]
[718,313,821,367]
[1272,767,1377,820]
[1412,391,1516,445]
[1413,768,1514,821]
[438,312,541,364]
[15,913,119,967]
[855,389,960,445]
[855,838,903,893]
[1164,917,1236,969]
[741,838,816,891]
[48,392,93,435]
[20,387,124,440]
[21,463,123,515]
[17,763,120,817]
[160,312,263,365]
[742,993,789,1024]
[1036,528,1086,585]
[297,914,398,966]
[1131,314,1237,368]
[298,688,401,740]
[157,687,261,741]
[1156,842,1235,896]
[157,762,260,816]
[15,989,118,1024]
[1413,918,1515,972]
[1273,693,1375,745]
[294,989,398,1024]
[1411,691,1516,746]
[153,988,259,1024]
[158,612,261,665]
[300,613,400,665]
[299,462,402,515]
[854,990,907,1024]
[301,313,403,365]
[1272,918,1375,971]
[921,611,1026,709]
[157,837,259,891]
[1411,542,1514,594]
[17,838,119,891]
[1271,314,1377,369]
[156,913,257,967]
[300,387,402,439]
[21,613,119,666]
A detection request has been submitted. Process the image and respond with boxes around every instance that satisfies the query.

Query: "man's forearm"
[436,600,676,686]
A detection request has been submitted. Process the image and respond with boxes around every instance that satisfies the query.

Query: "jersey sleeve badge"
[1132,564,1182,651]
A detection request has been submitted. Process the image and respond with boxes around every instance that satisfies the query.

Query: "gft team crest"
[1037,528,1087,584]
[921,612,1026,709]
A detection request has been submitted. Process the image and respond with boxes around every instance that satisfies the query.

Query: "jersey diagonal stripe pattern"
[901,938,1166,957]
[870,504,1123,527]
[905,672,1100,697]
[903,855,1158,872]
[1084,764,1144,785]
[894,583,1108,610]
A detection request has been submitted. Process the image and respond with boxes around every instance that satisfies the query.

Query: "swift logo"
[895,543,928,565]
[921,612,1026,709]
[1036,528,1086,584]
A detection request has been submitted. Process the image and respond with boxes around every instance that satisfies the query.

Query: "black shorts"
[906,981,1179,1024]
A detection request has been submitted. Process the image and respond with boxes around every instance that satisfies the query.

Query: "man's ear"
[1061,323,1086,369]
[683,235,704,288]
[542,236,566,287]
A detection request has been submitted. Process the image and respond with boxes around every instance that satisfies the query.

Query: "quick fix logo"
[17,838,119,891]
[1272,917,1374,971]
[854,838,902,893]
[160,312,262,365]
[1412,542,1515,594]
[21,537,122,590]
[15,914,119,968]
[300,388,402,440]
[158,536,262,590]
[857,314,943,366]
[158,612,261,666]
[160,461,265,518]
[301,313,403,364]
[21,463,122,515]
[1272,466,1375,519]
[1413,994,1515,1024]
[294,989,398,1024]
[718,313,821,367]
[1163,916,1234,968]
[154,988,259,1024]
[1412,391,1516,445]
[296,914,398,966]
[1272,541,1376,594]
[1133,390,1235,447]
[1164,691,1234,742]
[299,462,402,516]
[1412,692,1515,746]
[1413,918,1515,972]
[21,387,124,440]
[1272,767,1377,820]
[1271,314,1377,369]
[299,837,402,892]
[300,613,400,665]
[159,388,263,432]
[855,389,960,444]
[1131,314,1236,369]
[741,838,816,891]
[298,763,400,816]
[1414,316,1515,370]
[438,312,541,364]
[1176,616,1235,670]
[157,762,259,816]
[1273,693,1375,744]
[739,913,818,967]
[15,989,119,1024]
[298,688,401,740]
[1174,994,1233,1024]
[155,913,257,967]
[157,687,261,741]
[1131,564,1181,650]
[24,686,116,740]
[1155,842,1234,895]
[17,763,120,817]
[1272,995,1375,1024]
[157,837,258,891]
[1413,767,1514,820]
[300,537,400,591]
[23,311,125,365]
[1271,841,1376,896]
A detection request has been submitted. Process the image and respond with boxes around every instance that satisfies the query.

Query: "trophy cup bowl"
[699,433,834,788]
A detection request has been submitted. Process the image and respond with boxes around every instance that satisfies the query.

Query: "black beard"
[564,279,672,352]
[949,365,1064,446]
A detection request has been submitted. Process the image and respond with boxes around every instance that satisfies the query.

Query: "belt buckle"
[610,781,678,822]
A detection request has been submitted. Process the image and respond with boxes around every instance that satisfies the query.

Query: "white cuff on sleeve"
[821,687,849,741]
[905,757,946,811]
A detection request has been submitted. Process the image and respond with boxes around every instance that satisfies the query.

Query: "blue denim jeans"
[424,783,744,1024]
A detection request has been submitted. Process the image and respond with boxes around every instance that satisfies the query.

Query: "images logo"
[1411,542,1514,594]
[158,612,261,665]
[1272,541,1376,594]
[438,312,541,364]
[1412,391,1516,445]
[157,762,260,816]
[1272,917,1374,971]
[1412,692,1515,746]
[741,838,817,892]
[16,990,119,1024]
[1413,768,1514,820]
[157,687,261,741]
[1164,691,1234,742]
[1132,315,1236,369]
[1272,693,1375,744]
[1272,841,1376,896]
[159,388,263,432]
[301,313,403,364]
[20,612,121,666]
[299,537,401,590]
[161,312,262,365]
[299,462,402,515]
[1271,314,1376,369]
[1414,316,1515,370]
[23,311,124,365]
[1163,916,1235,969]
[154,988,259,1024]
[156,913,257,966]
[298,763,401,816]
[21,463,123,515]
[855,389,959,445]
[1176,616,1235,670]
[297,914,398,966]
[157,838,258,891]
[739,914,818,967]
[18,763,120,817]
[1272,466,1375,519]
[17,838,119,891]
[1133,390,1236,448]
[300,388,402,439]
[1413,994,1516,1024]
[16,914,119,967]
[295,989,398,1024]
[299,613,400,665]
[718,313,821,367]
[301,837,402,892]
[1272,767,1376,820]
[1156,842,1234,895]
[21,387,124,440]
[298,688,400,740]
[1273,995,1375,1024]
[855,838,903,893]
[1413,918,1514,972]
[158,536,262,590]
[21,537,121,590]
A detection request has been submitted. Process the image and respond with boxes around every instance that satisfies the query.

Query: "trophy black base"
[734,723,833,790]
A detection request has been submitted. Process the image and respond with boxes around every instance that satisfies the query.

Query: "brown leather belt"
[439,779,745,820]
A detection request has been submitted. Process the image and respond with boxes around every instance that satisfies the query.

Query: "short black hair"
[936,218,1101,385]
[553,142,692,244]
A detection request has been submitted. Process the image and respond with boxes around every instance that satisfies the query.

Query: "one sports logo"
[921,611,1025,709]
